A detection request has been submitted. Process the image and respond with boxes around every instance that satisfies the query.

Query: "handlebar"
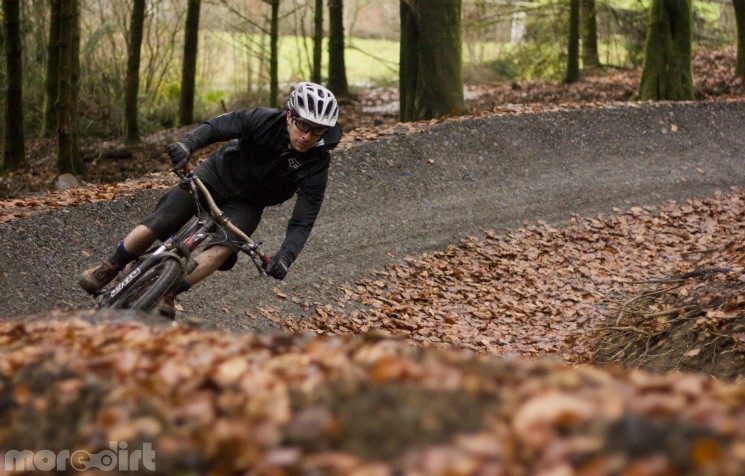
[174,168,270,275]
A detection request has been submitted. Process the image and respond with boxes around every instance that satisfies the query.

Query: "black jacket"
[183,108,342,262]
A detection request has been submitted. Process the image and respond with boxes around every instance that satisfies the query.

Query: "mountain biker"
[79,82,342,318]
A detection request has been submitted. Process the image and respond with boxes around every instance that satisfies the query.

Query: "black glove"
[168,141,192,169]
[265,254,291,280]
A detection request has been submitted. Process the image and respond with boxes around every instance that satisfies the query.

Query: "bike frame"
[99,170,268,308]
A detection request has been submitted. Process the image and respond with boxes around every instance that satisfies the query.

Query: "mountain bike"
[96,169,269,313]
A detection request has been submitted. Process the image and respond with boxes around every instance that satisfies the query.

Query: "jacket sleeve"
[278,168,328,263]
[181,110,255,150]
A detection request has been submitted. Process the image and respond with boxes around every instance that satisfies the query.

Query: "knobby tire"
[105,258,182,312]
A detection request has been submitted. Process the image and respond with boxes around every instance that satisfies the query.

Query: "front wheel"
[103,258,182,312]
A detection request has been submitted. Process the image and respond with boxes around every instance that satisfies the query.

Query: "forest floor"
[1,48,744,474]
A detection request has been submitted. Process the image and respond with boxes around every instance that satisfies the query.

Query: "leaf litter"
[287,188,744,373]
[0,188,744,474]
[1,46,744,475]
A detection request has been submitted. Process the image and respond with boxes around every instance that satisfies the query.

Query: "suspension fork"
[104,252,178,301]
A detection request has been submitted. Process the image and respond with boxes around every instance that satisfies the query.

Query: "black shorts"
[140,183,263,271]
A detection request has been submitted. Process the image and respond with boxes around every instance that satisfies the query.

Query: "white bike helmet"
[287,82,339,127]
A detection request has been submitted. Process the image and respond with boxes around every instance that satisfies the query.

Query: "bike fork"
[104,254,161,301]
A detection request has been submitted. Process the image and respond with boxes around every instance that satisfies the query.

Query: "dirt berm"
[0,100,743,331]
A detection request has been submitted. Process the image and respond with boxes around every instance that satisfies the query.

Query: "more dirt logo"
[4,442,155,472]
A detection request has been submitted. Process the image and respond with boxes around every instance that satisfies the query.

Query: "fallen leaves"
[0,187,744,472]
[592,233,745,377]
[2,319,745,473]
[285,188,744,372]
[0,47,743,469]
[0,178,174,224]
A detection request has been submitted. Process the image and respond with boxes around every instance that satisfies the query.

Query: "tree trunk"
[581,0,599,69]
[327,0,349,96]
[125,0,146,143]
[179,0,201,126]
[399,0,464,122]
[0,11,4,156]
[312,0,323,84]
[735,0,745,78]
[639,0,694,100]
[71,0,81,169]
[566,0,581,83]
[57,0,71,173]
[57,0,82,175]
[269,0,279,107]
[2,0,25,172]
[399,1,417,122]
[41,0,61,138]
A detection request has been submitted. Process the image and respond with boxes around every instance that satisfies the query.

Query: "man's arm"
[180,109,255,150]
[275,170,328,265]
[169,110,256,170]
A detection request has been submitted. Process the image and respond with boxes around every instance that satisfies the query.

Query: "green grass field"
[201,33,520,89]
[202,33,402,89]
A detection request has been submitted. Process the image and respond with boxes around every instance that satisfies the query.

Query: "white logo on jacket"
[288,158,301,169]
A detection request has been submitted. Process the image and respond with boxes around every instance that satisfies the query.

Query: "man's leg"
[157,244,233,319]
[122,225,158,255]
[78,225,159,294]
[184,245,234,287]
[79,185,197,295]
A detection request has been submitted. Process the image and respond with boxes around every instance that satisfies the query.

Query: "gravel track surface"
[1,101,744,332]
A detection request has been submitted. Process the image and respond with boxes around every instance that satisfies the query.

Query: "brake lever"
[250,251,268,277]
[173,168,194,190]
[241,242,268,277]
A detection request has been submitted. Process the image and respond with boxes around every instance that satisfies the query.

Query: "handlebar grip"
[262,255,271,269]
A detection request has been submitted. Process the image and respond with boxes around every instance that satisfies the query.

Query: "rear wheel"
[104,259,182,312]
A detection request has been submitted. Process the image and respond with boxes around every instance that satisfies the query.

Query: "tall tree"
[125,0,146,143]
[312,0,323,84]
[267,0,279,107]
[581,0,599,69]
[179,0,201,126]
[327,0,349,96]
[71,0,81,165]
[400,1,416,121]
[57,0,83,175]
[399,0,464,122]
[566,0,581,83]
[2,0,25,172]
[0,9,4,155]
[41,0,62,138]
[735,0,745,78]
[639,0,694,100]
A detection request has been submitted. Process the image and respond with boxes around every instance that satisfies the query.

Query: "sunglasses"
[292,116,328,137]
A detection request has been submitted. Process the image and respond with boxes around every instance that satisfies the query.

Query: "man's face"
[286,111,327,153]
